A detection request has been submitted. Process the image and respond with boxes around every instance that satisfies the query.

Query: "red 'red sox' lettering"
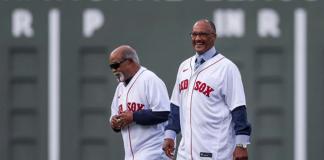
[127,102,145,112]
[179,79,188,92]
[194,80,214,97]
[180,80,214,96]
[118,102,145,114]
[118,104,123,114]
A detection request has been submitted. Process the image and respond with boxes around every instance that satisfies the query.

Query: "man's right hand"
[163,138,175,159]
[110,115,122,130]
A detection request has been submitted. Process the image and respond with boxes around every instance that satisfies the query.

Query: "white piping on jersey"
[188,57,225,160]
[127,126,134,160]
[189,57,194,77]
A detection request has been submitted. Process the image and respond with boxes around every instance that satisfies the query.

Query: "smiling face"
[191,20,216,54]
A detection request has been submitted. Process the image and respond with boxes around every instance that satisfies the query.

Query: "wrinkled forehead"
[192,21,213,32]
[109,52,124,63]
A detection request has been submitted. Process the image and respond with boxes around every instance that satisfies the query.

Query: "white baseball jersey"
[110,67,170,160]
[171,53,246,160]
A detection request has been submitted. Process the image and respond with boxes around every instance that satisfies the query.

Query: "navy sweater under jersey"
[112,77,170,132]
[165,103,251,136]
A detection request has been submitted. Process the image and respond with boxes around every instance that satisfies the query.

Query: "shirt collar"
[195,47,217,62]
[123,66,143,86]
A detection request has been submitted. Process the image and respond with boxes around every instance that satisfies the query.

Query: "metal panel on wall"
[0,5,48,160]
[307,6,324,160]
[59,6,121,160]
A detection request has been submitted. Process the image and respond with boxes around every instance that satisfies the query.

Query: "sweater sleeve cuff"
[235,135,251,145]
[132,111,140,122]
[164,130,177,140]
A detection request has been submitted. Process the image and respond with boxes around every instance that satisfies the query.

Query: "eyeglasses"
[190,32,215,38]
[109,59,128,69]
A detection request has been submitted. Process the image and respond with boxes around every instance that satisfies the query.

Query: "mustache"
[113,72,121,77]
[194,40,205,43]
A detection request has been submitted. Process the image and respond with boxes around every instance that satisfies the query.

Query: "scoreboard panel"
[0,1,323,160]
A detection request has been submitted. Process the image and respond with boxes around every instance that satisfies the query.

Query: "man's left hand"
[233,146,248,160]
[117,111,133,128]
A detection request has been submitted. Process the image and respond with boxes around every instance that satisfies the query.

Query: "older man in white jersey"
[109,45,170,160]
[163,19,252,160]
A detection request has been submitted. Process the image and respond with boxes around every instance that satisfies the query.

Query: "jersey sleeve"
[222,62,246,111]
[170,65,182,107]
[109,86,119,122]
[145,74,170,112]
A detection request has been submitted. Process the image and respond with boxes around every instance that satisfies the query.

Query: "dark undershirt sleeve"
[112,128,121,133]
[164,103,181,134]
[231,105,252,135]
[133,109,170,125]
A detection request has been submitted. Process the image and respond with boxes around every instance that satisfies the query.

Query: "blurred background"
[0,0,323,160]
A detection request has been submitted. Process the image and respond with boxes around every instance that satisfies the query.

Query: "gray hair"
[196,19,216,33]
[123,46,140,64]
